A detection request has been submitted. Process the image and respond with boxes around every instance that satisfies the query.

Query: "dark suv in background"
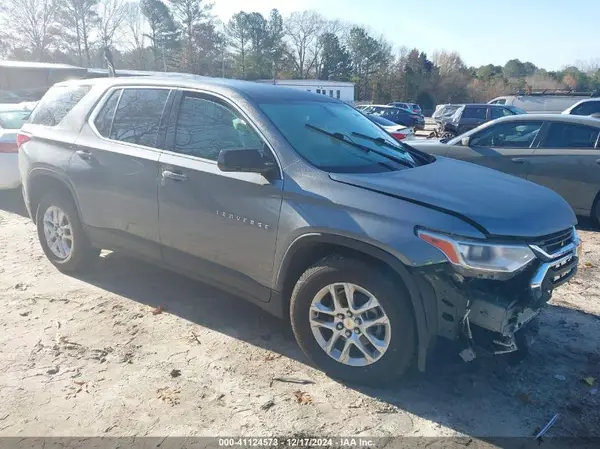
[437,103,525,138]
[18,76,580,385]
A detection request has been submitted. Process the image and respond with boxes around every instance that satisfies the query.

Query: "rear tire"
[36,192,99,273]
[290,256,416,385]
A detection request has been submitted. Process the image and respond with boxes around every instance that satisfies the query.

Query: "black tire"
[290,256,416,385]
[36,191,99,273]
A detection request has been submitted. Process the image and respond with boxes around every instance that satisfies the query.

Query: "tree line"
[1,0,599,111]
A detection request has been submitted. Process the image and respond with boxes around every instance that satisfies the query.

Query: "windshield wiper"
[305,124,415,168]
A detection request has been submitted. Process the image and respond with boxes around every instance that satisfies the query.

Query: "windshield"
[260,101,416,173]
[0,110,31,129]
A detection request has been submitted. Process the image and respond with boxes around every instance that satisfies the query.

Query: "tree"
[432,51,465,75]
[96,0,127,53]
[284,10,325,78]
[141,0,179,70]
[226,12,251,78]
[122,1,147,69]
[0,0,61,61]
[503,59,526,78]
[170,0,214,72]
[318,32,351,81]
[57,0,98,66]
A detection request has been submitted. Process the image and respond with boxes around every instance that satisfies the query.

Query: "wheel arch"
[275,232,432,371]
[27,168,81,225]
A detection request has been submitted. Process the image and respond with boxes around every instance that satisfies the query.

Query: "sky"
[213,0,599,71]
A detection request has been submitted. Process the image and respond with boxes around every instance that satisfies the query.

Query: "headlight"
[417,229,536,278]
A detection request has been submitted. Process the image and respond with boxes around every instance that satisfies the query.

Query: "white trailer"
[256,79,355,103]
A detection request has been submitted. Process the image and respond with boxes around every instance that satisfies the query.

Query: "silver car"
[410,114,600,220]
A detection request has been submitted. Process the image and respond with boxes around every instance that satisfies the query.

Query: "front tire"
[290,256,416,385]
[36,192,99,273]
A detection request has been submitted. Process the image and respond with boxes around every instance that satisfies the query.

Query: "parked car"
[364,105,425,130]
[366,114,415,140]
[562,98,600,116]
[489,90,600,114]
[19,77,580,385]
[410,114,600,220]
[0,102,36,189]
[389,102,423,117]
[437,103,524,138]
[432,104,461,121]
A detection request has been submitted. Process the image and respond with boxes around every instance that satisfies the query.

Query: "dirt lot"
[0,189,599,441]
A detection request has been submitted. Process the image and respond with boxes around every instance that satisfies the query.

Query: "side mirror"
[461,136,470,146]
[217,148,276,174]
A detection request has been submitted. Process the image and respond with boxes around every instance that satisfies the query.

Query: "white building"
[256,79,355,103]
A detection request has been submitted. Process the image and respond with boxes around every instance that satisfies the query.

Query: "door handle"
[511,158,529,164]
[161,170,187,182]
[596,159,600,165]
[75,149,94,160]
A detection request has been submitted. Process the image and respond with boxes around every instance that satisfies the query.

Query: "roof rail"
[513,88,600,97]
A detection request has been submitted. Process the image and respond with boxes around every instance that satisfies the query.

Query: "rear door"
[527,121,600,214]
[157,89,283,302]
[445,120,544,178]
[459,106,487,133]
[68,86,174,259]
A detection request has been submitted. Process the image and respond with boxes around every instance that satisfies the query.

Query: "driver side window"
[470,121,543,148]
[173,93,264,160]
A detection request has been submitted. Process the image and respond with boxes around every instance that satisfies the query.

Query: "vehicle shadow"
[576,216,597,232]
[0,188,28,217]
[73,251,600,439]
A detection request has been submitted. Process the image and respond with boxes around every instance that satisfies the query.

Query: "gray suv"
[18,77,580,385]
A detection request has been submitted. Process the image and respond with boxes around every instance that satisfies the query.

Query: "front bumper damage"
[415,238,580,360]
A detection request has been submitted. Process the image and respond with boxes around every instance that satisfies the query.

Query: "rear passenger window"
[490,107,514,120]
[172,93,263,160]
[462,107,487,119]
[544,123,599,149]
[109,88,170,148]
[93,89,121,137]
[29,85,91,126]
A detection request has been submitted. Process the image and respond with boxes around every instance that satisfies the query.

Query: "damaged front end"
[415,227,580,361]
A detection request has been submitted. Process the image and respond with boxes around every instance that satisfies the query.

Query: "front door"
[527,121,600,215]
[68,87,173,259]
[446,120,544,179]
[157,90,283,302]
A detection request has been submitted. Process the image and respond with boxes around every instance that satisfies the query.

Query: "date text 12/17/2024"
[218,437,375,447]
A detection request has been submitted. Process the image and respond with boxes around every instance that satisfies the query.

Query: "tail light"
[16,132,31,148]
[391,132,407,140]
[0,142,18,153]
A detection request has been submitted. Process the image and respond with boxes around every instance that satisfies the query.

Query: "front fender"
[275,232,435,371]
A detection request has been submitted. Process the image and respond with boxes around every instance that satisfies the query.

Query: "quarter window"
[109,88,170,148]
[470,121,543,148]
[172,93,264,161]
[93,89,121,137]
[29,84,91,127]
[543,123,599,148]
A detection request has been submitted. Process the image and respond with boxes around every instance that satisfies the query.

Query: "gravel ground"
[0,189,599,441]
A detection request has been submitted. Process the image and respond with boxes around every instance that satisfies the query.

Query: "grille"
[532,228,574,255]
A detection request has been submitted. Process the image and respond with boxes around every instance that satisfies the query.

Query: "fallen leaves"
[294,390,312,405]
[66,380,91,399]
[151,306,166,315]
[582,376,596,386]
[170,369,181,378]
[157,387,180,406]
[264,353,281,361]
[583,261,594,268]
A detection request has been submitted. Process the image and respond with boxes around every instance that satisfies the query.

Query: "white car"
[561,98,600,116]
[0,102,36,190]
[366,113,415,141]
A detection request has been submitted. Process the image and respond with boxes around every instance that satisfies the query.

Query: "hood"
[329,156,576,238]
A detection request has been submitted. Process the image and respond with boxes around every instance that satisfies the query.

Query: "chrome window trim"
[87,85,174,154]
[157,87,283,179]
